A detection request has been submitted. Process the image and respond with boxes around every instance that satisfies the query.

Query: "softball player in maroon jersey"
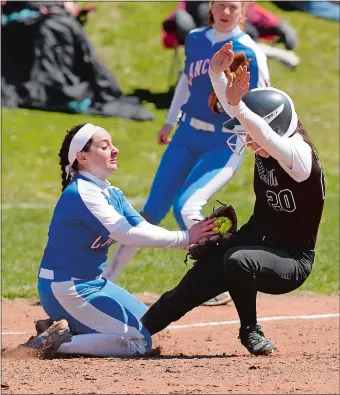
[140,43,325,356]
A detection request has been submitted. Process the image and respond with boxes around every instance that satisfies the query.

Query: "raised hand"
[225,65,250,106]
[188,217,218,245]
[209,42,234,74]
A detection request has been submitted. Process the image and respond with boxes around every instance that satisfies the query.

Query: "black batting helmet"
[223,87,298,155]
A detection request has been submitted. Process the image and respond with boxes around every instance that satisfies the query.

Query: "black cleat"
[239,324,275,356]
[35,318,54,334]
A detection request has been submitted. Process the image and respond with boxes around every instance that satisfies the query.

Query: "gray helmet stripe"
[263,103,284,124]
[250,87,298,138]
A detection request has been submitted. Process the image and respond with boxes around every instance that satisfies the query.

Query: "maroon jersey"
[250,149,325,250]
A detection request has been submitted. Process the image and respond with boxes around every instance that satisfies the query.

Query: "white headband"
[65,123,104,178]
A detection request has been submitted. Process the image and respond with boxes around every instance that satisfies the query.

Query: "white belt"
[182,113,215,132]
[39,267,102,281]
[181,113,233,134]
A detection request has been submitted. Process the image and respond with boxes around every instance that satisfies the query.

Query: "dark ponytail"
[58,123,93,191]
[296,120,317,153]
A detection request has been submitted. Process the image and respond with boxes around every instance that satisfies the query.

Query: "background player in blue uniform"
[104,1,270,306]
[23,123,217,358]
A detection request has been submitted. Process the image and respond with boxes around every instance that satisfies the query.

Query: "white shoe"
[258,43,300,69]
[202,292,232,306]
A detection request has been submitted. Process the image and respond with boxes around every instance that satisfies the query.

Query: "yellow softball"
[212,216,233,235]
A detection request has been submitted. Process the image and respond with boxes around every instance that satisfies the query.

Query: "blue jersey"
[40,172,144,280]
[39,171,188,280]
[181,27,269,126]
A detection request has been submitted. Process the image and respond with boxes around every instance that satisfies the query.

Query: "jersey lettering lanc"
[181,27,269,124]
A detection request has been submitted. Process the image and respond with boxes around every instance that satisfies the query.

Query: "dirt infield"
[2,293,339,394]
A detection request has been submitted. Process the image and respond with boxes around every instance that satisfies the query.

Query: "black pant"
[141,245,314,335]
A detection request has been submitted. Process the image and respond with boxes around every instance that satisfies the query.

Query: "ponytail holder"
[65,164,76,179]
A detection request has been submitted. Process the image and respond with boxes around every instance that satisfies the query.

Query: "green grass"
[1,2,339,298]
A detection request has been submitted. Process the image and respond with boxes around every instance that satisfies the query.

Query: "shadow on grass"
[128,88,175,110]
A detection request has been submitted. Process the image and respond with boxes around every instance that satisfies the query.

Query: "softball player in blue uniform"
[104,1,270,306]
[23,123,217,358]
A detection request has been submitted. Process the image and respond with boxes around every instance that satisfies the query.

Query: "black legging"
[141,245,314,335]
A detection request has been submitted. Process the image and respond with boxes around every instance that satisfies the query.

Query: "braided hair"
[58,123,93,191]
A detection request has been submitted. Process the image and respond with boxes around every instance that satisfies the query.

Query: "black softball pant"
[141,246,314,335]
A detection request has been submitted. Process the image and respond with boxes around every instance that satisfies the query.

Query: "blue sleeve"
[57,186,111,237]
[118,190,145,227]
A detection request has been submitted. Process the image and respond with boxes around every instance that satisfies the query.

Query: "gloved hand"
[208,51,250,114]
[185,201,237,263]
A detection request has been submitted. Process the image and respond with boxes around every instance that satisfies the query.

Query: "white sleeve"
[208,69,312,182]
[275,135,312,182]
[256,48,270,88]
[165,73,191,125]
[111,220,189,249]
[78,184,189,249]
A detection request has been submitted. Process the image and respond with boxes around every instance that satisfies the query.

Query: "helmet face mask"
[223,87,298,156]
[226,130,264,157]
[224,118,262,157]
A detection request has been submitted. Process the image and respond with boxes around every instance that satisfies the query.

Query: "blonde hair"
[208,1,253,30]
